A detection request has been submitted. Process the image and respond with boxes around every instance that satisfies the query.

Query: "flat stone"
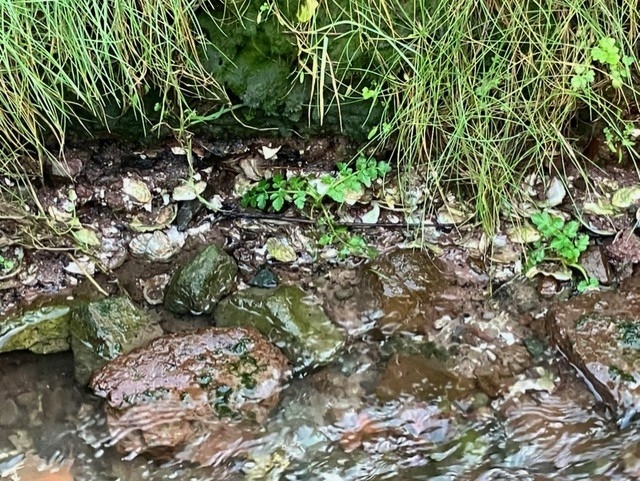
[0,305,71,354]
[359,249,466,334]
[0,399,21,427]
[548,273,640,425]
[376,353,476,403]
[70,296,163,385]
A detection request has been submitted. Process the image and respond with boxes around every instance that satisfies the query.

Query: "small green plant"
[591,37,634,89]
[528,211,597,290]
[571,37,634,91]
[241,156,390,213]
[570,64,595,91]
[603,122,637,161]
[241,156,389,258]
[317,227,376,259]
[257,2,273,24]
[0,255,15,273]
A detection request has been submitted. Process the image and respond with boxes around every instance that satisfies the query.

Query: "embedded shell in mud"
[129,228,185,262]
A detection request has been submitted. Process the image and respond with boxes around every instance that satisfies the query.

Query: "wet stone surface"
[89,326,290,463]
[0,305,71,354]
[358,249,471,334]
[548,274,640,425]
[70,296,163,385]
[164,244,238,315]
[214,285,345,371]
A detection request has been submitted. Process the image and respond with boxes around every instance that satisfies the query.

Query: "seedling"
[571,37,634,91]
[0,255,15,273]
[241,156,390,213]
[528,211,598,290]
[591,37,634,89]
[241,156,390,258]
[317,227,376,259]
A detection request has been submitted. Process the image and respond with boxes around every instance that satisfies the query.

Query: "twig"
[218,210,435,229]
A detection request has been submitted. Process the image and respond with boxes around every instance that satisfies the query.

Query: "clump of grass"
[0,0,231,247]
[273,0,640,232]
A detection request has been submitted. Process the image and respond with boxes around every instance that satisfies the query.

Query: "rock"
[359,249,466,334]
[581,245,613,285]
[164,244,238,315]
[214,285,345,371]
[89,327,289,463]
[70,296,163,385]
[548,274,640,425]
[0,305,71,354]
[249,268,278,288]
[129,229,185,263]
[376,354,476,403]
[606,227,640,265]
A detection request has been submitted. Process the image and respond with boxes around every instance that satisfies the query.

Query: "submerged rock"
[214,285,345,371]
[359,249,466,334]
[548,274,640,425]
[376,353,476,403]
[89,327,290,463]
[164,244,237,315]
[70,296,162,385]
[0,305,71,354]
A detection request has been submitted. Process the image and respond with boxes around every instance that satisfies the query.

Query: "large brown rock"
[548,274,640,426]
[89,326,290,463]
[359,249,466,334]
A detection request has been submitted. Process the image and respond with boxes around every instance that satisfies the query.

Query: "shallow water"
[1,335,640,481]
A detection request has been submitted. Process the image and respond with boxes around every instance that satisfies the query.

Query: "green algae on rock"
[164,244,238,315]
[89,327,289,462]
[548,275,640,426]
[214,285,345,371]
[70,296,162,385]
[0,305,71,354]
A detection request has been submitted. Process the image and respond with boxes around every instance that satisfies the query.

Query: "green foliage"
[591,37,634,89]
[241,156,389,258]
[0,255,15,274]
[317,227,376,259]
[570,37,634,91]
[528,211,597,291]
[241,156,390,213]
[530,212,588,264]
[270,1,640,233]
[603,122,637,161]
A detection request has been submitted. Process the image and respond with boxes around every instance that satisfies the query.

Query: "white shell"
[122,177,152,204]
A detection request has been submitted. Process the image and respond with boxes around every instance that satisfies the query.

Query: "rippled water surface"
[2,336,640,481]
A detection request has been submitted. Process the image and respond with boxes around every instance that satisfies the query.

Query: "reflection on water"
[1,341,639,481]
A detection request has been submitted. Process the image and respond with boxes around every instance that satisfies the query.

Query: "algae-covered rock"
[164,244,237,315]
[89,327,289,463]
[70,296,162,385]
[214,285,345,371]
[0,306,71,354]
[548,274,640,426]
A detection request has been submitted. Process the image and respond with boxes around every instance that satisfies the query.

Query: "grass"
[1,0,640,252]
[271,0,640,232]
[0,0,228,248]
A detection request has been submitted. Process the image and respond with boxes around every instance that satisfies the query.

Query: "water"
[1,337,639,481]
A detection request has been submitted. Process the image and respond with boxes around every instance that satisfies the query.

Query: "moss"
[618,321,640,349]
[609,365,635,383]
